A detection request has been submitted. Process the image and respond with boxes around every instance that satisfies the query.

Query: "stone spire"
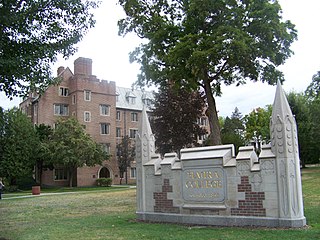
[270,81,305,223]
[136,105,155,212]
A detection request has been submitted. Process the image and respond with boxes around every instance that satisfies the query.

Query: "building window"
[54,168,68,181]
[54,104,69,116]
[100,104,110,116]
[116,111,121,121]
[59,87,69,97]
[100,123,110,135]
[198,117,208,126]
[130,167,136,179]
[198,134,208,141]
[129,97,136,104]
[101,143,111,154]
[131,112,138,122]
[84,111,91,122]
[129,129,138,139]
[84,90,91,101]
[116,92,119,102]
[116,127,121,138]
[72,95,76,105]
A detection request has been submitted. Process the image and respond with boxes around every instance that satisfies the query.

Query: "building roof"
[116,87,154,111]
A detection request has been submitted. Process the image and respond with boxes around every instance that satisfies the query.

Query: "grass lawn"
[0,167,320,240]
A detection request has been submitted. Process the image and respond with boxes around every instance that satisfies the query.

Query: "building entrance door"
[99,167,111,178]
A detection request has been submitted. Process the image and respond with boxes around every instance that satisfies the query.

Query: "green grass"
[0,168,320,240]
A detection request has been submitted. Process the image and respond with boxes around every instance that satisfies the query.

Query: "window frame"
[131,112,138,122]
[129,128,138,139]
[84,90,91,101]
[130,167,137,179]
[116,127,121,138]
[84,111,91,122]
[54,168,69,181]
[59,87,69,97]
[100,123,110,135]
[116,110,121,121]
[100,104,110,116]
[54,104,69,116]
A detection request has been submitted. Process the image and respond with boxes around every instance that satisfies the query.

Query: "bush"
[5,185,18,192]
[96,178,112,187]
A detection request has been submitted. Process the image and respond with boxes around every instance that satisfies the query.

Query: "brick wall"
[153,179,180,213]
[231,176,266,217]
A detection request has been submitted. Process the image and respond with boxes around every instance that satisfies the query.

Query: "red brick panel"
[153,179,180,214]
[231,176,266,217]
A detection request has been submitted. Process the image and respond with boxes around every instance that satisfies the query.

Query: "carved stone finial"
[271,80,293,122]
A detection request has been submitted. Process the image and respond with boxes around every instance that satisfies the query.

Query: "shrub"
[96,178,112,187]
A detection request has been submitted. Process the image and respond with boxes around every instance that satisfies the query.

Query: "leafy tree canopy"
[221,107,245,153]
[244,105,272,144]
[151,86,207,156]
[305,71,320,100]
[48,118,107,187]
[118,0,297,145]
[0,107,38,185]
[287,92,312,167]
[0,0,99,98]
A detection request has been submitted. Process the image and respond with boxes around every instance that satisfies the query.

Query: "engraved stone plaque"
[182,167,225,202]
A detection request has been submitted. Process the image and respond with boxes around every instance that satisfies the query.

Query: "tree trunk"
[125,170,128,185]
[203,78,222,145]
[69,168,73,188]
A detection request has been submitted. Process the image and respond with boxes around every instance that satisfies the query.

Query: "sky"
[1,0,320,117]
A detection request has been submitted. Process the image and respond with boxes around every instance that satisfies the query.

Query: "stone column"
[270,81,305,224]
[136,106,155,212]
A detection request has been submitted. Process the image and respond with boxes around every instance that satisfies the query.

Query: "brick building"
[20,57,208,187]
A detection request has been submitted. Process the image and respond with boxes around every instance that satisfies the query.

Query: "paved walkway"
[1,185,136,200]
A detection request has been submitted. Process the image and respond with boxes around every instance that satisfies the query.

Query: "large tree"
[0,0,99,97]
[48,118,107,187]
[304,73,320,164]
[221,107,245,154]
[0,108,38,185]
[287,92,311,167]
[118,0,297,145]
[34,124,53,185]
[244,105,272,150]
[116,135,135,185]
[151,86,207,156]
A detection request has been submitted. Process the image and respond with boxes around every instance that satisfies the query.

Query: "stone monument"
[135,81,306,227]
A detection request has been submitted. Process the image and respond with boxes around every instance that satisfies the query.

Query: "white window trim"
[72,94,76,105]
[116,111,121,121]
[59,86,69,97]
[131,112,138,122]
[100,104,110,116]
[53,104,69,116]
[84,111,91,122]
[116,127,121,138]
[129,128,138,139]
[84,90,91,101]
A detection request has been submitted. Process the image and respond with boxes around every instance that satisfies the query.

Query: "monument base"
[137,212,306,228]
